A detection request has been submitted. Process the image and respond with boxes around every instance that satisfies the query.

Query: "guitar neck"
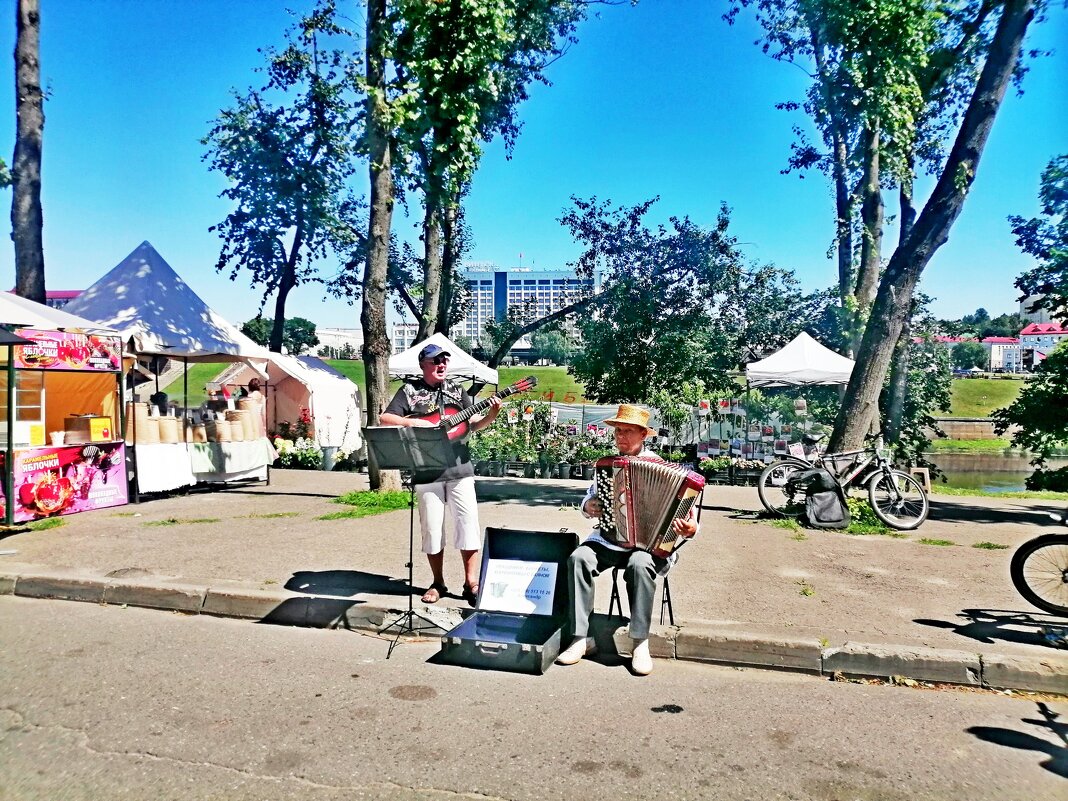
[443,385,521,428]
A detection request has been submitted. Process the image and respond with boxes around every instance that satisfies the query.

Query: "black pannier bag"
[788,468,850,530]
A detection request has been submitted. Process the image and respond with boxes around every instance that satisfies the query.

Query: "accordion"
[594,456,705,558]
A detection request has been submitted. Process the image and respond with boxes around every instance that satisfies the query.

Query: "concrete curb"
[1,568,1065,693]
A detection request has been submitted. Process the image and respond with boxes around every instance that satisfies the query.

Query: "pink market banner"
[1,443,127,522]
[13,329,122,371]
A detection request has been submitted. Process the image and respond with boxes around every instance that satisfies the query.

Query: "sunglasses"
[428,355,449,365]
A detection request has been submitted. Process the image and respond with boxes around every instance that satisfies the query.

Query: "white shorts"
[417,476,482,554]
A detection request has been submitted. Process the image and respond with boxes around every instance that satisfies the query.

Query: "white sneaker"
[631,638,653,675]
[556,637,597,665]
[612,626,633,657]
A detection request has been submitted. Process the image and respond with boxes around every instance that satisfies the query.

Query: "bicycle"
[1010,512,1068,617]
[757,436,929,530]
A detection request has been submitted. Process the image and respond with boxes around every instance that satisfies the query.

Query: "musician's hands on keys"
[582,496,602,518]
[672,510,698,539]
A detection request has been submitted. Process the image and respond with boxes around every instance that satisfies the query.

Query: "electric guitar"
[409,376,538,441]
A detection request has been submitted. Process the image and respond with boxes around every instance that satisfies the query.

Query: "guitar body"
[403,375,539,442]
[411,407,468,441]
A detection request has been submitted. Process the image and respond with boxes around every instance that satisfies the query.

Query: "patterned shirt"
[384,378,476,484]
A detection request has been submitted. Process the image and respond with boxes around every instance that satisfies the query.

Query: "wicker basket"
[226,409,255,441]
[207,420,232,443]
[133,417,160,445]
[124,402,152,443]
[157,417,180,444]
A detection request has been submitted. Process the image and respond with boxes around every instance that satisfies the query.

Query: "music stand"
[363,425,456,657]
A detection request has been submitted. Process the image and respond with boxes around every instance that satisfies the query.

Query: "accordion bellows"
[595,456,705,558]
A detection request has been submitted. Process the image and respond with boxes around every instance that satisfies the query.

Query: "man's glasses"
[429,355,449,365]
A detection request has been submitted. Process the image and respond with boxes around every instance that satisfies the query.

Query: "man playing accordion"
[556,404,699,675]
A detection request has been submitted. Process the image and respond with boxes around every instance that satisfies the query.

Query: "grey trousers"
[567,541,669,641]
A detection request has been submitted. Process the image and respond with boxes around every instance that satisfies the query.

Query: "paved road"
[1,470,1065,689]
[1,597,1065,801]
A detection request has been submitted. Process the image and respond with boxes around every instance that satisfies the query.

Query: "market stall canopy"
[745,332,855,387]
[1,291,119,335]
[389,333,499,385]
[225,354,363,452]
[64,241,269,367]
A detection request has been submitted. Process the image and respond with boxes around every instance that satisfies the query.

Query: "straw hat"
[603,404,655,437]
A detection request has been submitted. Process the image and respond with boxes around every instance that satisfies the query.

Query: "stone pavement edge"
[0,470,1064,693]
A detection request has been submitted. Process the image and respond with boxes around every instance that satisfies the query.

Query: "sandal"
[421,582,448,604]
[462,583,479,607]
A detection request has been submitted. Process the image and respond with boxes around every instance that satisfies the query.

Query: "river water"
[923,451,1068,493]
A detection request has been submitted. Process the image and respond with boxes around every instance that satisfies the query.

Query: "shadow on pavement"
[914,608,1066,648]
[285,569,412,598]
[926,501,1064,527]
[475,479,585,506]
[969,702,1068,779]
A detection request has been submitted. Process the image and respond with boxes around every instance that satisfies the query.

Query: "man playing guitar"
[380,344,502,605]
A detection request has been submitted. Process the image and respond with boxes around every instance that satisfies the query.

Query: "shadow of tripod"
[364,425,455,658]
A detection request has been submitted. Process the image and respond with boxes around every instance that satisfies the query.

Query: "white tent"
[225,354,363,452]
[1,291,119,335]
[388,333,499,385]
[745,332,855,387]
[64,241,269,367]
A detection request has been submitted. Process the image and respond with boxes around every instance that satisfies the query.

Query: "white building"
[315,327,364,358]
[454,266,597,348]
[1019,295,1053,324]
[980,337,1020,371]
[391,323,419,354]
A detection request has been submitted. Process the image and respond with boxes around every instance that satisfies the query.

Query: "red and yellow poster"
[0,443,127,522]
[13,329,122,372]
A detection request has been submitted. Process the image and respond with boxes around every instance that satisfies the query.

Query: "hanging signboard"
[12,329,122,372]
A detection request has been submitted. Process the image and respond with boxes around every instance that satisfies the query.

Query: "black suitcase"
[439,527,578,674]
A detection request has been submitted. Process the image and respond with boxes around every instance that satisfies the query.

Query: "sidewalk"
[1,469,1065,692]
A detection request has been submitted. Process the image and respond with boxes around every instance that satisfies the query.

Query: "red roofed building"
[1019,322,1066,371]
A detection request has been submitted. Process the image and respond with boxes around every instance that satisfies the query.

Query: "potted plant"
[699,456,732,484]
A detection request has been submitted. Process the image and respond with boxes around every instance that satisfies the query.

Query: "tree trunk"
[12,0,45,303]
[270,226,303,353]
[851,120,882,356]
[362,0,400,492]
[883,170,919,444]
[829,0,1035,452]
[416,200,441,342]
[435,204,456,335]
[883,315,912,444]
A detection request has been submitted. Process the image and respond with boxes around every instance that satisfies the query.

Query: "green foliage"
[530,328,575,365]
[918,538,956,546]
[950,341,987,370]
[564,198,824,403]
[283,317,320,355]
[204,3,364,327]
[1011,154,1068,324]
[973,541,1009,550]
[1024,465,1068,493]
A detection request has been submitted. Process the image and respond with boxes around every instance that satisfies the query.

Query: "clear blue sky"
[1,0,1065,330]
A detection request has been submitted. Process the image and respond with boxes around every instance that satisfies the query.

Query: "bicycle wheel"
[757,459,809,517]
[867,470,929,530]
[1010,534,1068,617]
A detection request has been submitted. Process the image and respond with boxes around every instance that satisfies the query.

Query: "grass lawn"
[160,363,231,406]
[947,377,1023,418]
[325,361,589,404]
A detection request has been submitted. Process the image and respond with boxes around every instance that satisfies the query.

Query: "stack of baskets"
[124,402,160,445]
[226,409,256,442]
[236,398,265,438]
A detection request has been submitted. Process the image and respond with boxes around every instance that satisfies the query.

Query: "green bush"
[1026,466,1068,492]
